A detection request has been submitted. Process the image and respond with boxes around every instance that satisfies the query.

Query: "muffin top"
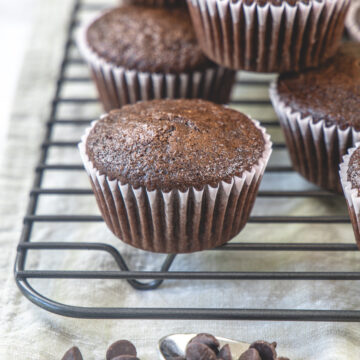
[86,99,266,192]
[276,43,360,130]
[86,6,214,73]
[347,147,360,194]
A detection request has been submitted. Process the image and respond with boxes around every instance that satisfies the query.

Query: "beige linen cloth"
[1,0,360,359]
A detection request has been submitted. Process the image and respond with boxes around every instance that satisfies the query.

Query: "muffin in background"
[79,99,272,253]
[340,143,360,249]
[346,0,360,42]
[187,0,350,73]
[77,6,235,112]
[270,43,360,193]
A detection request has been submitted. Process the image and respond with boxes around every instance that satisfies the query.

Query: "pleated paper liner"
[187,0,350,73]
[346,0,360,42]
[270,82,360,193]
[79,117,272,254]
[76,10,236,112]
[340,143,360,249]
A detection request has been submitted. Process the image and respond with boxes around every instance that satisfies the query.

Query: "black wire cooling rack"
[14,0,360,321]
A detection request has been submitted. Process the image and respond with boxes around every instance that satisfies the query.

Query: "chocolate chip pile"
[182,334,289,360]
[61,334,290,360]
[61,340,140,360]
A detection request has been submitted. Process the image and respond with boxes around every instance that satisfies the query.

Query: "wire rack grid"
[14,0,360,321]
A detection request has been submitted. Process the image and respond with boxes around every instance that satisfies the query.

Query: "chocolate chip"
[217,344,232,360]
[160,338,182,358]
[188,333,220,354]
[238,348,261,360]
[186,342,217,360]
[111,356,139,360]
[249,341,277,360]
[61,347,83,360]
[106,340,137,360]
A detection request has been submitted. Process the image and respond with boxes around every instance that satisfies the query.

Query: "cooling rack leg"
[126,254,177,290]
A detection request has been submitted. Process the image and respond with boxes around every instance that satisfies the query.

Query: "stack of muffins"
[78,0,360,253]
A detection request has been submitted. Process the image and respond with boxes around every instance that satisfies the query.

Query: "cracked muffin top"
[276,43,360,130]
[85,99,266,192]
[86,6,214,73]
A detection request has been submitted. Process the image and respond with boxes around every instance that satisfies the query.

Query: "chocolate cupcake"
[340,143,360,249]
[187,0,350,73]
[270,43,360,193]
[346,0,360,42]
[77,6,235,112]
[78,99,272,253]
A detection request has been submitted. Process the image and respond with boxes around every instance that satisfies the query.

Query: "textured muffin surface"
[86,6,214,73]
[276,43,360,130]
[86,99,265,192]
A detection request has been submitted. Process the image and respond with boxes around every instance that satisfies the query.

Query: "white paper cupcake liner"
[78,117,272,254]
[339,143,360,249]
[346,0,360,42]
[270,82,360,193]
[187,0,350,73]
[76,11,236,112]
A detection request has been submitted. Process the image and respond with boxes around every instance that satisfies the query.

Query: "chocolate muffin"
[340,143,360,249]
[270,42,360,193]
[346,0,360,42]
[187,0,350,72]
[79,99,272,253]
[77,6,235,112]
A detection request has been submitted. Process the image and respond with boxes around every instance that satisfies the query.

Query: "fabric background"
[0,0,359,359]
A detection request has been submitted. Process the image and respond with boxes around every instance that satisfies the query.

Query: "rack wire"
[14,0,360,321]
